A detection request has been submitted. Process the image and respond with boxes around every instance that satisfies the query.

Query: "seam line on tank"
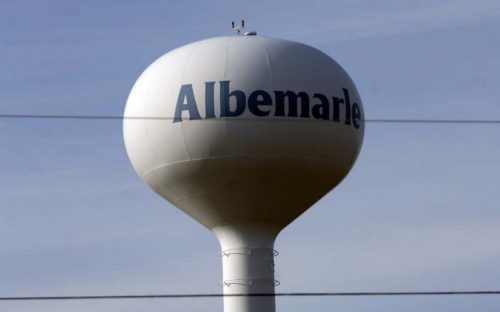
[222,37,232,157]
[140,154,351,178]
[179,43,198,161]
[172,191,210,203]
[259,37,274,89]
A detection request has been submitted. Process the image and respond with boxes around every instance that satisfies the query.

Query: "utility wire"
[0,114,500,124]
[2,291,500,301]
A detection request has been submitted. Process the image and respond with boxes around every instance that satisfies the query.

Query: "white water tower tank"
[123,35,364,312]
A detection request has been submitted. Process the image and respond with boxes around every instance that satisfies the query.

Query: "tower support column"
[212,224,279,312]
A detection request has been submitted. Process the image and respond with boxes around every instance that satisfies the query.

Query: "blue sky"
[1,1,500,311]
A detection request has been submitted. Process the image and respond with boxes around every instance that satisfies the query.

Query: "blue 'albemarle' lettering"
[173,80,362,129]
[173,84,201,122]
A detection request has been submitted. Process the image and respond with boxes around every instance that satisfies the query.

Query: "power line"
[0,114,500,124]
[2,291,500,301]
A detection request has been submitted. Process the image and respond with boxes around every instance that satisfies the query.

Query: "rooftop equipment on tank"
[123,32,364,312]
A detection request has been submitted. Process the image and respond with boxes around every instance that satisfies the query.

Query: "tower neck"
[212,224,280,312]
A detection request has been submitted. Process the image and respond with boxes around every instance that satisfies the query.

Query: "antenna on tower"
[231,20,245,35]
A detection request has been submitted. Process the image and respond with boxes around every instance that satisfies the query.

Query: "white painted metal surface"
[123,35,364,312]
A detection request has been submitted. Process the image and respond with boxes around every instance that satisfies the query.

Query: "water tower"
[123,33,364,312]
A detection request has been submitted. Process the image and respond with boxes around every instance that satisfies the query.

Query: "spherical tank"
[124,35,364,231]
